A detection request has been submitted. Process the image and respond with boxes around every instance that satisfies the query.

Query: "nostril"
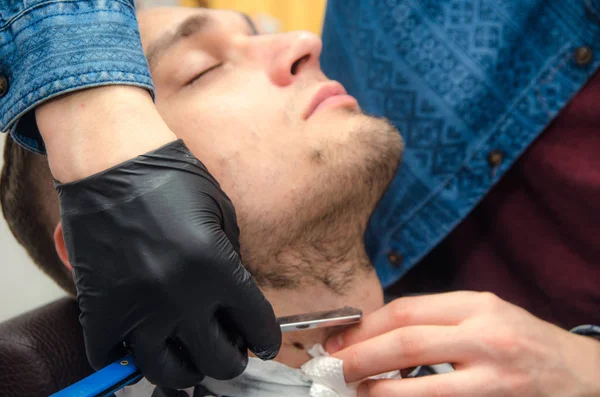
[291,54,311,75]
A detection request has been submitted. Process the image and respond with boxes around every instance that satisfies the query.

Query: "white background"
[0,136,65,323]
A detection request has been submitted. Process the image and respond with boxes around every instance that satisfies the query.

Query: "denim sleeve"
[0,0,154,154]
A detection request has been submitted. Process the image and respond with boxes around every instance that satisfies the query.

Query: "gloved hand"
[151,384,217,397]
[152,387,191,397]
[56,140,281,388]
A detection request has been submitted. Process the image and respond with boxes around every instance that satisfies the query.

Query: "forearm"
[36,86,176,182]
[570,325,600,396]
[570,334,600,396]
[0,0,154,156]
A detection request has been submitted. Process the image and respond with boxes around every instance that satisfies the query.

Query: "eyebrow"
[146,12,258,70]
[241,12,258,35]
[146,14,213,69]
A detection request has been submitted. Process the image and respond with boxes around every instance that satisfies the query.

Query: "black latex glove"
[151,385,217,397]
[192,385,218,397]
[56,140,281,388]
[151,387,191,397]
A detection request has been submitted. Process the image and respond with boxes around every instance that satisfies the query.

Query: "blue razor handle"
[50,355,142,397]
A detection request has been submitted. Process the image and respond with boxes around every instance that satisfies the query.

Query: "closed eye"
[186,62,223,86]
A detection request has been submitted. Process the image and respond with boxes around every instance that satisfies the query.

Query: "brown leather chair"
[0,297,93,396]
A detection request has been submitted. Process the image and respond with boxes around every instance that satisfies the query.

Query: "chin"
[338,114,403,207]
[236,116,403,289]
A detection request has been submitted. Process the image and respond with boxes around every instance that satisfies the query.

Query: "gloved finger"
[225,257,281,360]
[151,387,190,397]
[191,157,241,256]
[82,321,127,370]
[212,188,241,255]
[178,312,248,381]
[193,384,218,397]
[199,225,281,362]
[131,331,204,389]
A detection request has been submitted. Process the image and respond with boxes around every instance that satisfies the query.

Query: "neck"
[259,249,384,368]
[241,185,388,367]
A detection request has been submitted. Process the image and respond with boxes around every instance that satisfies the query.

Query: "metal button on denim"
[388,251,403,268]
[574,46,593,66]
[0,75,8,98]
[487,150,504,168]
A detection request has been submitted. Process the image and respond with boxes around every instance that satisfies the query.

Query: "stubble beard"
[239,114,404,293]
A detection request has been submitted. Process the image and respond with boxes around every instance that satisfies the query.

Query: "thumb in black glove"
[56,140,281,388]
[151,387,190,397]
[192,384,218,397]
[151,384,217,397]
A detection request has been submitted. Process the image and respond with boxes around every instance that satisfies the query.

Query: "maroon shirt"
[390,72,600,330]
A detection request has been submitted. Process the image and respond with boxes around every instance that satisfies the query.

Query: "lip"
[304,82,357,120]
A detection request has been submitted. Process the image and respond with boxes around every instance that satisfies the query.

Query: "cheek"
[178,93,298,161]
[174,108,244,185]
[160,86,315,210]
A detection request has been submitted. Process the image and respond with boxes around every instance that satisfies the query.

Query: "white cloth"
[301,344,403,397]
[118,344,411,397]
[203,344,403,397]
[118,356,310,397]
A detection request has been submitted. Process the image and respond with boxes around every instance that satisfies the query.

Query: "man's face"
[137,8,402,282]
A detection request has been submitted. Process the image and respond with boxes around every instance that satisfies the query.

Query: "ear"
[53,222,72,272]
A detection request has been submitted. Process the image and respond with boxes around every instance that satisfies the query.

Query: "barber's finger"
[224,253,281,361]
[193,384,218,397]
[358,369,487,397]
[151,387,189,397]
[178,313,248,380]
[213,181,242,256]
[82,312,129,370]
[326,291,485,353]
[85,336,127,371]
[333,325,471,383]
[131,331,204,389]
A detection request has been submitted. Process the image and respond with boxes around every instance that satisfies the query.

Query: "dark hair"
[0,135,76,295]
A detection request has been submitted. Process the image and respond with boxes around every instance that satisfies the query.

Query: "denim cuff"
[0,0,155,154]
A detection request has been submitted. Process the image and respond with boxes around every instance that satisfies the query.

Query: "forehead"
[137,7,248,53]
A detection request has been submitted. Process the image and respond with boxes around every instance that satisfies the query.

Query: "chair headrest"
[0,297,93,396]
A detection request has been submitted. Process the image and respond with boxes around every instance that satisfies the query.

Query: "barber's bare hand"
[325,291,600,397]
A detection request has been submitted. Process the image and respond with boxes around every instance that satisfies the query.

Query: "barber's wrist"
[36,86,176,182]
[583,337,600,396]
[565,330,600,396]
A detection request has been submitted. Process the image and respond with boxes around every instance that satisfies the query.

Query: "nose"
[240,31,323,87]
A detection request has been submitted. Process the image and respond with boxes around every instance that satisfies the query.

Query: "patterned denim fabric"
[321,0,600,288]
[0,0,154,154]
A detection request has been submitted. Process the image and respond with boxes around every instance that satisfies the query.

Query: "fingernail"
[253,345,279,360]
[325,334,343,353]
[357,382,369,397]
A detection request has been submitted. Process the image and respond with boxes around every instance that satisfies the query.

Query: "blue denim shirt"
[0,0,153,154]
[321,0,600,288]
